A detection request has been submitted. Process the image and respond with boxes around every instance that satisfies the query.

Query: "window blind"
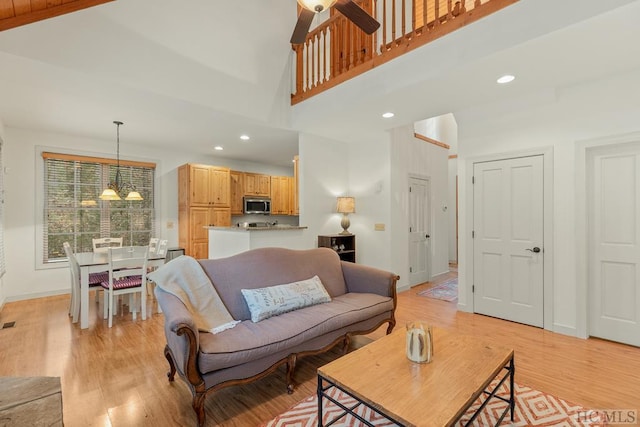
[42,153,155,263]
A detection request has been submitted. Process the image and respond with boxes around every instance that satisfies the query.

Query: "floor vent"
[2,321,16,329]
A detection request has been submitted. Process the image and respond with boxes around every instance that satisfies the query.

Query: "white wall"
[0,118,5,307]
[298,133,350,249]
[347,138,393,271]
[1,126,293,301]
[390,124,449,291]
[448,157,458,263]
[456,68,640,337]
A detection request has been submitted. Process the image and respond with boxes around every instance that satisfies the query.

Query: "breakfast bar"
[207,225,310,259]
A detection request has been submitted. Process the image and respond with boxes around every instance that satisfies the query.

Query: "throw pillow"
[241,275,332,322]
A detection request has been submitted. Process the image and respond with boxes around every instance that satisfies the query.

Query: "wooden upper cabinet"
[244,172,271,197]
[271,176,292,215]
[230,170,244,215]
[187,164,230,207]
[293,155,300,216]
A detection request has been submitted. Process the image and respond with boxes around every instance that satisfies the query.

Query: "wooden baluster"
[294,44,303,96]
[372,0,378,57]
[391,0,397,46]
[475,0,481,7]
[342,18,348,72]
[316,32,320,86]
[382,0,388,50]
[411,0,416,38]
[330,21,337,78]
[434,0,440,27]
[348,21,356,69]
[322,28,327,83]
[307,39,313,90]
[423,0,428,33]
[447,0,453,20]
[401,0,406,41]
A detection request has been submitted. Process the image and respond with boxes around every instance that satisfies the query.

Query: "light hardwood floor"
[0,270,639,426]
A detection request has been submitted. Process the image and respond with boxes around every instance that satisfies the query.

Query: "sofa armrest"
[341,261,399,299]
[155,287,204,387]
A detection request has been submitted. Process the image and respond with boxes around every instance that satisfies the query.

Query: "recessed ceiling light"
[240,134,250,141]
[214,146,223,151]
[382,112,395,118]
[497,74,515,84]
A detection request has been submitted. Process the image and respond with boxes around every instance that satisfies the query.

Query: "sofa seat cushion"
[197,292,393,374]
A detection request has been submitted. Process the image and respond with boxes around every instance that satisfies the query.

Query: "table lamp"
[336,196,355,235]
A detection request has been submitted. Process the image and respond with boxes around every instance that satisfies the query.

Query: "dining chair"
[63,242,108,323]
[101,246,149,328]
[92,237,123,253]
[146,238,168,314]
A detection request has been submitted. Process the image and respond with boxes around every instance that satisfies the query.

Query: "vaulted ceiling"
[0,0,639,166]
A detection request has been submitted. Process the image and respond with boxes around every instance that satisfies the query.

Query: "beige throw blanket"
[149,255,240,334]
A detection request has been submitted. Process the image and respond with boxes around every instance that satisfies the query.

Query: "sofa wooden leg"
[193,392,206,427]
[386,318,396,334]
[286,354,297,394]
[164,345,177,382]
[342,335,351,354]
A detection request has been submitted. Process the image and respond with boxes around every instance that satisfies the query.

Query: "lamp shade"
[297,0,337,13]
[99,188,121,201]
[336,196,355,214]
[125,191,143,201]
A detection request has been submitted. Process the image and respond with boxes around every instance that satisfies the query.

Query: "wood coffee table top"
[318,327,514,427]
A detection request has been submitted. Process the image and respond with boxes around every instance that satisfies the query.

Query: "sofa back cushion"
[198,247,347,321]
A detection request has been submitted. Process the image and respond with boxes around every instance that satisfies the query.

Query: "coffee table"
[317,327,514,426]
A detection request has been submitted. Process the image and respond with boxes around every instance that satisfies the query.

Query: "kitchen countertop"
[206,225,308,231]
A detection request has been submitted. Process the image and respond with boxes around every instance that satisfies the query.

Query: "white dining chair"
[63,242,108,323]
[92,237,123,253]
[101,246,149,328]
[146,238,168,314]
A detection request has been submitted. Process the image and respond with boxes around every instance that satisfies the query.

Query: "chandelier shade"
[99,121,143,201]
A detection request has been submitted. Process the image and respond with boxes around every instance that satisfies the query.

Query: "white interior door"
[409,177,431,285]
[588,143,640,347]
[473,155,544,327]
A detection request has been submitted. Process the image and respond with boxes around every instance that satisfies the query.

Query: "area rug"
[417,277,458,301]
[261,381,606,426]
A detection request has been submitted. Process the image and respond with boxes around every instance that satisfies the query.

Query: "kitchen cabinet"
[230,170,244,215]
[271,176,293,215]
[318,234,356,263]
[292,155,299,216]
[244,172,271,197]
[178,163,231,258]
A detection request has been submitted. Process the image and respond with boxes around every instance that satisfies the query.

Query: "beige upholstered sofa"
[154,247,399,426]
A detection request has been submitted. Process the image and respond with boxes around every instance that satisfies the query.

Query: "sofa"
[154,247,399,427]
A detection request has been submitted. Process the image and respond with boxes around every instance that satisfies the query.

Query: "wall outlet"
[166,221,174,229]
[374,223,385,231]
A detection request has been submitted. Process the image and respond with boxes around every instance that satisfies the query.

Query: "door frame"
[576,131,640,339]
[408,174,432,285]
[462,147,554,331]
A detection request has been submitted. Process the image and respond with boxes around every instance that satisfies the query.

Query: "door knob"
[425,234,430,239]
[526,247,541,253]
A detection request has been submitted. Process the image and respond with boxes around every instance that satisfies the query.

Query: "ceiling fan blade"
[334,0,380,34]
[290,8,316,44]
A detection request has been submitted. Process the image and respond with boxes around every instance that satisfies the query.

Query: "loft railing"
[291,0,518,104]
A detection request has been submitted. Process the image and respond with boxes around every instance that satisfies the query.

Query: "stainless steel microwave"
[244,196,271,215]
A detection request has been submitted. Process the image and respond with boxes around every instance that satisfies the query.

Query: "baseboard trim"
[553,323,579,338]
[456,302,471,312]
[396,284,412,293]
[5,289,70,303]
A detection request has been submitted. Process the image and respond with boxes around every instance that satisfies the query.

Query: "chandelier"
[99,121,143,201]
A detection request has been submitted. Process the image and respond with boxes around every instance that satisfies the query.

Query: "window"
[42,152,155,264]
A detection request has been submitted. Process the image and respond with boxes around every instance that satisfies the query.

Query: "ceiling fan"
[291,0,380,44]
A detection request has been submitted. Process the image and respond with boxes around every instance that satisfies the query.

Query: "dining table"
[74,246,167,329]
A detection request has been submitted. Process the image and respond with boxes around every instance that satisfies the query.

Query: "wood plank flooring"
[0,270,639,426]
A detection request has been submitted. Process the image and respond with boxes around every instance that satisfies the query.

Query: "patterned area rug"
[417,278,458,301]
[261,381,605,426]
